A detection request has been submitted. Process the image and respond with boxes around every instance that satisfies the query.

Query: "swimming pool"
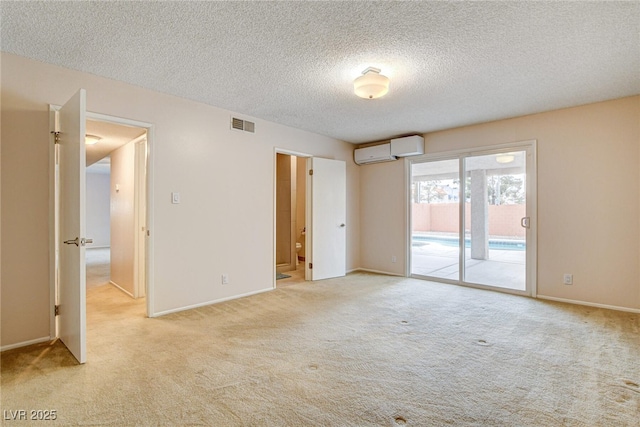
[412,235,526,251]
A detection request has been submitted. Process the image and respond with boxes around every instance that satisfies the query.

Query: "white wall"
[86,169,111,248]
[110,142,136,295]
[0,53,360,348]
[360,96,640,311]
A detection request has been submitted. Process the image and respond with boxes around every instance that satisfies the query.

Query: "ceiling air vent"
[231,117,255,133]
[231,117,244,131]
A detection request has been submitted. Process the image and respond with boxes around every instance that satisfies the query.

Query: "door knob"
[64,237,79,246]
[64,237,93,246]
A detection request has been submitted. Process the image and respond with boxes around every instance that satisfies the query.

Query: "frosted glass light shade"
[85,134,101,145]
[354,68,390,99]
[496,154,515,164]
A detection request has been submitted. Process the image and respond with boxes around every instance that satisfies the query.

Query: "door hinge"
[51,131,60,144]
[54,305,60,316]
[309,169,313,176]
[309,263,313,269]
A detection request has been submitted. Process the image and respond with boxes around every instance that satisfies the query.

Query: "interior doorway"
[273,150,347,287]
[84,119,147,300]
[275,152,308,286]
[409,142,537,296]
[85,157,111,290]
[50,91,153,363]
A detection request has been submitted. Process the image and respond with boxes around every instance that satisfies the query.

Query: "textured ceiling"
[2,1,639,144]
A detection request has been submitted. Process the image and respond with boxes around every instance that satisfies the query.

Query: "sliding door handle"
[520,217,530,229]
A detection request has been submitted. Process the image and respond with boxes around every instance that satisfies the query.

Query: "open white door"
[307,157,346,280]
[57,89,87,364]
[134,137,147,298]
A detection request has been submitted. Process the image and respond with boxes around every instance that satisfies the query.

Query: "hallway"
[86,247,110,288]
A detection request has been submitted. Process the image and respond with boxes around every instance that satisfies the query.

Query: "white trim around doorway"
[49,106,156,338]
[273,148,312,289]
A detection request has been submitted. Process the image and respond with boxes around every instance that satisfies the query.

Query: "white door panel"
[58,89,87,364]
[308,157,346,280]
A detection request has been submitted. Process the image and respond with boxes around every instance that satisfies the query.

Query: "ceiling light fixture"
[496,153,515,164]
[354,67,390,99]
[85,134,101,145]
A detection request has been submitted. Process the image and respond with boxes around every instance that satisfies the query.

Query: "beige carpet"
[1,272,639,426]
[85,248,111,289]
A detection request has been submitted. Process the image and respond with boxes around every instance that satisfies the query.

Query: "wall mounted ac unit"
[354,143,397,165]
[390,135,424,157]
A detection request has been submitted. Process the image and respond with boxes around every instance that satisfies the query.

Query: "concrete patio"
[411,234,526,291]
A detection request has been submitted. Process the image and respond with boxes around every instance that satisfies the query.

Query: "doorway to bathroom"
[274,150,347,287]
[275,152,307,286]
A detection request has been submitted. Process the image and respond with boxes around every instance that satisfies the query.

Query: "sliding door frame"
[407,140,537,297]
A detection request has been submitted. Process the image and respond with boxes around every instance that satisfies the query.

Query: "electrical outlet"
[221,274,229,285]
[563,274,573,285]
[391,256,397,263]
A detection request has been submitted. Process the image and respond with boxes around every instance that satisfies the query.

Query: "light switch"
[171,192,181,204]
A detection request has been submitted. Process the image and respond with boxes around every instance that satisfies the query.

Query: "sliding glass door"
[464,151,527,290]
[410,144,536,295]
[410,159,461,281]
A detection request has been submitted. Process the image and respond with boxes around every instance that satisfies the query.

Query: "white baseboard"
[109,280,134,298]
[151,287,274,318]
[350,268,405,277]
[1,336,51,352]
[537,295,640,314]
